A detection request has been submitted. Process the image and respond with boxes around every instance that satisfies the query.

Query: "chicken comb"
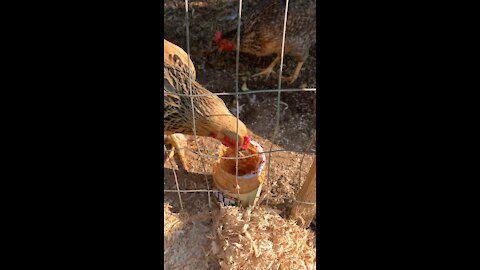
[215,31,222,43]
[241,135,251,150]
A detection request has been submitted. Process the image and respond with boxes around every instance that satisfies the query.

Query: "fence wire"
[265,0,290,207]
[164,147,315,160]
[164,144,183,210]
[233,0,244,200]
[172,88,316,97]
[164,0,316,209]
[184,0,212,209]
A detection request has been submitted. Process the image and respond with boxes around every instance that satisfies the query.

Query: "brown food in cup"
[221,143,260,176]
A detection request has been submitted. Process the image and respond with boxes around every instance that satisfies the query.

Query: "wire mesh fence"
[164,0,316,211]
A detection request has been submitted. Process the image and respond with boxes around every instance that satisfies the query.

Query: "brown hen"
[215,0,316,84]
[164,39,250,170]
[164,39,196,169]
[164,39,196,80]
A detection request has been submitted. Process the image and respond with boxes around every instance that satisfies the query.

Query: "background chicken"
[164,39,250,170]
[215,0,316,84]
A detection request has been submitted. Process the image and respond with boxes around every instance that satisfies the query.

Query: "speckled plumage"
[164,39,249,148]
[218,0,316,83]
[225,0,316,62]
[164,39,196,80]
[164,62,232,136]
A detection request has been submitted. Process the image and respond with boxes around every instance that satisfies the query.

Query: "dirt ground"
[164,0,316,224]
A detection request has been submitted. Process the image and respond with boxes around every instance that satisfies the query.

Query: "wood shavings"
[164,203,220,270]
[212,206,316,270]
[164,202,316,270]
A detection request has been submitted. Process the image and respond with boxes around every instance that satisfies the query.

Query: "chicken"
[164,39,250,170]
[164,39,197,169]
[164,39,196,80]
[215,0,316,84]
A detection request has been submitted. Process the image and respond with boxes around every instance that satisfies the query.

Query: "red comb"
[240,135,251,150]
[215,31,221,42]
